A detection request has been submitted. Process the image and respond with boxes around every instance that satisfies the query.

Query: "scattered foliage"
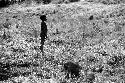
[86,73,95,83]
[0,62,11,81]
[63,61,81,79]
[107,55,124,68]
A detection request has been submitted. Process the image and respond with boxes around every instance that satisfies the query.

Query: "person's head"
[40,15,47,21]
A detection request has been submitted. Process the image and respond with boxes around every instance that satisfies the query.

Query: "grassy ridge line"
[1,1,120,14]
[16,3,117,13]
[72,4,118,18]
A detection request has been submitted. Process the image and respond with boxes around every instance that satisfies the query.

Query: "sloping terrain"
[0,1,125,83]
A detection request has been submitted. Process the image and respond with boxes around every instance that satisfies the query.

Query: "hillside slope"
[0,1,125,83]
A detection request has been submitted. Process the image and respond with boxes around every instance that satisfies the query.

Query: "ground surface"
[0,1,125,83]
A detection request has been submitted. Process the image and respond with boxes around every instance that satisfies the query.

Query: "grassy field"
[0,1,125,83]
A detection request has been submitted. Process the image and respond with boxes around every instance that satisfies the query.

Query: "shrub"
[91,65,104,73]
[34,0,43,4]
[42,0,51,4]
[11,61,31,68]
[86,73,95,83]
[68,0,80,2]
[2,22,11,29]
[107,55,124,68]
[0,62,11,81]
[63,61,81,79]
[0,0,10,9]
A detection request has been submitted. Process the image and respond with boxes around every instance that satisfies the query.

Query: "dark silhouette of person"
[40,15,48,52]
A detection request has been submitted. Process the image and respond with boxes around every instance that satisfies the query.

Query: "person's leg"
[40,42,44,52]
[40,37,45,52]
[40,45,43,52]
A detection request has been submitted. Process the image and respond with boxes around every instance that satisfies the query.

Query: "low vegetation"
[0,0,125,83]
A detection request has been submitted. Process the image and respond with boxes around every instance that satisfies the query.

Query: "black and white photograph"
[0,0,125,83]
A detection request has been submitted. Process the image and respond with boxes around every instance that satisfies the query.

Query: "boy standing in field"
[40,15,48,53]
